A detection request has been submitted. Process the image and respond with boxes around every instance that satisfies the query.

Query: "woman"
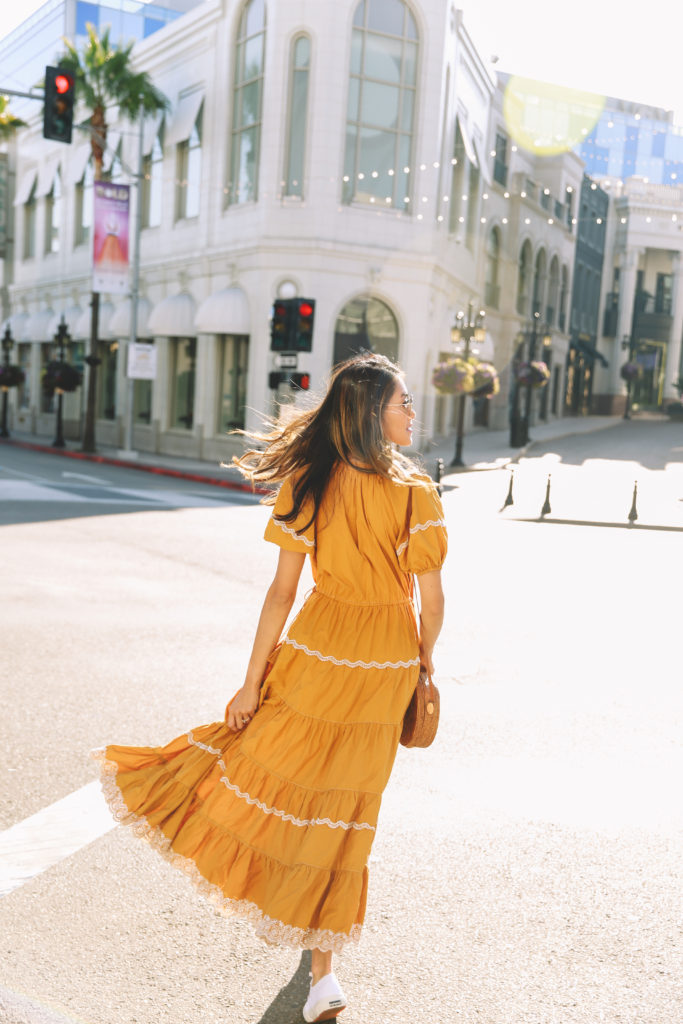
[94,353,446,1023]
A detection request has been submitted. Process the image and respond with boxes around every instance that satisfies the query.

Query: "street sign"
[275,353,298,368]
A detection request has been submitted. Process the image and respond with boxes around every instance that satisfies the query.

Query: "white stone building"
[2,0,586,459]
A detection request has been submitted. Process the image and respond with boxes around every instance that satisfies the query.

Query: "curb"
[4,439,269,496]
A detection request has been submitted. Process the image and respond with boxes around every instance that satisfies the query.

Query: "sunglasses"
[385,393,414,412]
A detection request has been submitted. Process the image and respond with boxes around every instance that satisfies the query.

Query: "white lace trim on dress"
[91,750,363,954]
[284,637,419,670]
[186,733,375,833]
[271,518,314,547]
[396,517,447,557]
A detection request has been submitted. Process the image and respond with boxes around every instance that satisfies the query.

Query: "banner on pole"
[93,181,130,294]
[127,342,157,380]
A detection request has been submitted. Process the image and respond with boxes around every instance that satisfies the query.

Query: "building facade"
[2,0,589,459]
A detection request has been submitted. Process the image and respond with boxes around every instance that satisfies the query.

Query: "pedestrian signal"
[290,372,311,391]
[43,66,75,144]
[268,371,287,389]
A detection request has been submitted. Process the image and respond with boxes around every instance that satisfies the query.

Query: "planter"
[432,357,475,396]
[516,360,550,388]
[0,364,25,389]
[42,360,82,396]
[620,361,643,383]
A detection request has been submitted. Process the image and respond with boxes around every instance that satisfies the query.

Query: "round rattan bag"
[400,668,440,748]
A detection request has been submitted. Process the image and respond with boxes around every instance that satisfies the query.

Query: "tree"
[0,95,27,140]
[57,24,168,452]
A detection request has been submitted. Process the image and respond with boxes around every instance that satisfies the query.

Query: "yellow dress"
[95,465,447,953]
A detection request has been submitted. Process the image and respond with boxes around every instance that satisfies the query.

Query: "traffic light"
[43,66,75,144]
[268,371,287,389]
[292,299,315,352]
[290,372,311,391]
[270,300,293,351]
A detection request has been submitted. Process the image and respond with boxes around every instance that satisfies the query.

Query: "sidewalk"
[3,415,624,490]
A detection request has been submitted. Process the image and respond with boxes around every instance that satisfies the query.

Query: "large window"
[133,340,154,423]
[517,241,532,316]
[75,158,94,246]
[45,168,61,254]
[142,129,164,228]
[18,344,31,410]
[283,35,311,198]
[171,337,197,429]
[333,294,399,365]
[23,183,37,260]
[343,0,418,210]
[547,256,560,326]
[176,108,202,220]
[448,121,466,233]
[218,335,249,432]
[96,341,117,420]
[228,0,266,205]
[532,248,547,316]
[484,228,501,308]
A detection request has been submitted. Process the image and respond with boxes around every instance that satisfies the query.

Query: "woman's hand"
[227,684,260,732]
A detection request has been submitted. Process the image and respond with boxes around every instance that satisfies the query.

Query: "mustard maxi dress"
[95,465,447,953]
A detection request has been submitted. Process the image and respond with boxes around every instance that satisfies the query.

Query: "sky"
[1,0,682,124]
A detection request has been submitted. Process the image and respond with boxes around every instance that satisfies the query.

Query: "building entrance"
[632,340,667,410]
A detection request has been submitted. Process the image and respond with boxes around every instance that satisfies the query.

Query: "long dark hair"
[233,353,423,531]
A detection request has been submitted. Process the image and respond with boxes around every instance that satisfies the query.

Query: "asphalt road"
[0,424,681,1024]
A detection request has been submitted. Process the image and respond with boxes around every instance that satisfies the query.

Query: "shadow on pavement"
[507,516,683,533]
[525,418,683,471]
[256,950,341,1024]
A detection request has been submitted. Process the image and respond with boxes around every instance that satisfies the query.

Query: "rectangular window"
[655,273,673,315]
[493,132,508,187]
[448,123,466,233]
[465,162,480,250]
[23,188,36,260]
[284,36,310,198]
[142,133,163,228]
[171,337,196,430]
[18,344,31,410]
[217,335,249,432]
[176,108,202,220]
[133,341,154,423]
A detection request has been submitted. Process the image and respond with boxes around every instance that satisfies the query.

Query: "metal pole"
[451,332,470,467]
[121,110,143,456]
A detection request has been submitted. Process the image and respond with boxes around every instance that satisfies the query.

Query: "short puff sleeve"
[264,476,316,553]
[397,481,448,575]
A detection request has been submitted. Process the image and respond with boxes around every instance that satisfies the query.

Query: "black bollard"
[628,481,638,525]
[540,474,552,518]
[502,469,514,509]
[435,458,444,496]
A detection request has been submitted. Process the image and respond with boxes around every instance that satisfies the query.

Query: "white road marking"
[0,781,115,897]
[61,471,110,485]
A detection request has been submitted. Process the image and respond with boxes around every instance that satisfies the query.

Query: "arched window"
[283,34,311,198]
[532,248,547,316]
[228,0,266,205]
[547,256,560,326]
[333,294,399,365]
[517,240,532,316]
[45,168,61,255]
[343,0,418,210]
[143,128,164,228]
[484,227,500,308]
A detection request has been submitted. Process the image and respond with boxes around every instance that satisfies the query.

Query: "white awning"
[13,168,37,206]
[74,300,116,340]
[472,132,492,185]
[69,145,92,185]
[457,116,478,168]
[195,287,250,335]
[47,306,83,340]
[1,312,30,342]
[143,111,164,155]
[36,156,61,198]
[165,90,204,147]
[101,131,122,173]
[109,296,153,337]
[148,293,197,336]
[25,309,55,342]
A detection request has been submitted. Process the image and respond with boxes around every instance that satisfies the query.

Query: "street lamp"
[450,302,486,467]
[509,312,551,447]
[0,326,14,438]
[52,316,72,449]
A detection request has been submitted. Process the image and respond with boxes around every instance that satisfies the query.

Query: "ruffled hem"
[91,749,363,954]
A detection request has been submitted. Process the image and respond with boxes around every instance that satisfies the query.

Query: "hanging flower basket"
[620,361,643,382]
[0,364,25,390]
[42,360,82,396]
[471,361,500,399]
[516,360,550,389]
[432,357,476,395]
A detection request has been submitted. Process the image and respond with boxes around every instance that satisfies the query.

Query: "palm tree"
[58,24,168,452]
[0,95,27,140]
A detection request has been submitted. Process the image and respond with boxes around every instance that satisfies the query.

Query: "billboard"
[92,181,130,294]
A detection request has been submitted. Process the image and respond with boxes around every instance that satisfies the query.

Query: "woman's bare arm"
[416,569,445,676]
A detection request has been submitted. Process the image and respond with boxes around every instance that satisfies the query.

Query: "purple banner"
[92,181,130,295]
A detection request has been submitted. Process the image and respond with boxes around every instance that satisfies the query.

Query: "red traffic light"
[55,74,72,94]
[298,302,314,318]
[290,372,310,391]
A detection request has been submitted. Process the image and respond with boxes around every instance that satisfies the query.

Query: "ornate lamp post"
[509,312,551,447]
[0,326,14,438]
[52,317,72,449]
[450,303,486,467]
